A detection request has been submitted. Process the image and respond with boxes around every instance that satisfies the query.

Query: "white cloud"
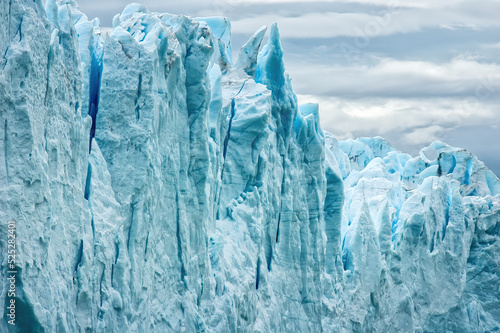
[297,94,500,153]
[76,0,500,41]
[204,0,456,9]
[230,0,500,38]
[439,23,478,31]
[287,57,500,98]
[401,125,447,146]
[486,42,500,49]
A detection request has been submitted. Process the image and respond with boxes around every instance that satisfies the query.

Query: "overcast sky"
[76,0,500,177]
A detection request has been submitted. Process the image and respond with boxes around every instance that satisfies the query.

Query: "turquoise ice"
[0,0,499,332]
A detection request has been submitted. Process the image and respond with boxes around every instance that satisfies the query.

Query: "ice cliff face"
[0,1,499,332]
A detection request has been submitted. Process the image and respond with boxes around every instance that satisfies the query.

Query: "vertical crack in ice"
[111,239,119,287]
[88,43,103,152]
[391,209,401,243]
[265,233,273,272]
[299,215,308,301]
[16,15,23,42]
[222,98,236,160]
[44,40,53,105]
[256,257,261,289]
[449,155,457,174]
[276,154,286,244]
[429,233,435,253]
[217,78,248,219]
[341,235,353,271]
[126,201,136,254]
[8,0,12,39]
[144,231,149,260]
[99,268,105,307]
[197,276,204,307]
[84,162,92,200]
[465,158,473,185]
[84,160,96,249]
[234,80,247,97]
[74,240,84,274]
[134,73,142,121]
[324,162,343,274]
[91,216,95,251]
[176,191,187,288]
[126,199,139,297]
[275,213,281,243]
[4,119,9,181]
[218,97,237,215]
[114,238,120,264]
[2,47,9,71]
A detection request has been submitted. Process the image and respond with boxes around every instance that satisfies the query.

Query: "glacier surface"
[0,0,499,332]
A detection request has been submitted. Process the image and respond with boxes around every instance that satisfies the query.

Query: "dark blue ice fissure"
[464,158,473,185]
[114,238,120,264]
[74,240,84,274]
[429,234,435,253]
[111,264,115,288]
[84,162,92,200]
[8,0,11,38]
[91,217,95,248]
[176,191,187,288]
[126,202,135,253]
[99,269,105,306]
[265,234,273,272]
[4,120,9,181]
[256,257,261,289]
[88,44,103,152]
[222,98,236,159]
[275,213,281,243]
[275,154,286,244]
[134,74,142,121]
[218,98,237,201]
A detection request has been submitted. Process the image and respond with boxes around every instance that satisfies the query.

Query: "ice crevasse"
[0,0,499,332]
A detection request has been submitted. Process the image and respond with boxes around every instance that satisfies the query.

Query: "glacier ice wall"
[0,1,499,332]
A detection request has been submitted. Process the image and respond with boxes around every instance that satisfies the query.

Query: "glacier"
[0,0,499,332]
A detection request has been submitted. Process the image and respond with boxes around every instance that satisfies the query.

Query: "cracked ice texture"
[0,1,499,332]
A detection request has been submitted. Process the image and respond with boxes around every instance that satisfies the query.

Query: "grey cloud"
[287,58,500,99]
[229,2,500,39]
[275,27,500,66]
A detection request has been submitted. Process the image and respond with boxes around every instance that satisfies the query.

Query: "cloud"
[287,57,500,99]
[485,42,500,49]
[439,24,478,31]
[76,0,500,37]
[228,0,500,39]
[401,125,447,146]
[296,94,500,153]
